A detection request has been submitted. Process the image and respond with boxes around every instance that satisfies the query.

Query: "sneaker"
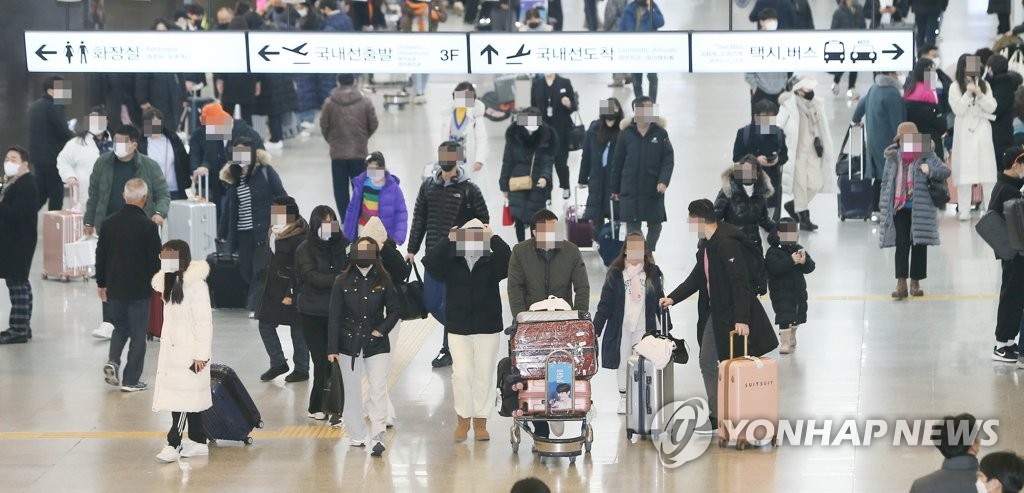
[260,364,289,382]
[349,437,367,447]
[831,82,840,96]
[155,445,180,463]
[91,322,114,340]
[329,415,344,428]
[307,412,327,420]
[846,89,860,101]
[562,189,571,200]
[693,417,719,436]
[617,396,626,415]
[299,121,315,132]
[179,441,209,458]
[993,344,1019,363]
[120,382,149,392]
[431,348,453,368]
[103,362,120,387]
[284,371,309,383]
[248,312,256,319]
[370,441,386,457]
[958,212,972,222]
[264,140,284,151]
[1017,357,1024,369]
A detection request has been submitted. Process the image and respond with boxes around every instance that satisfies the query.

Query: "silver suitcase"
[626,311,675,441]
[167,175,217,261]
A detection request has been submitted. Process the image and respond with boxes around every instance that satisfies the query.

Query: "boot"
[779,328,793,354]
[783,201,799,221]
[454,416,471,442]
[798,210,819,231]
[909,279,924,297]
[473,418,490,441]
[891,278,908,300]
[790,325,798,347]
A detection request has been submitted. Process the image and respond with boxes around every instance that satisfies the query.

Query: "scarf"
[0,174,23,203]
[894,156,915,211]
[795,96,821,140]
[624,263,646,303]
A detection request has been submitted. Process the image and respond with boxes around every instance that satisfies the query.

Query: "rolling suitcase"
[202,364,263,444]
[626,311,675,441]
[207,252,249,309]
[510,319,598,379]
[167,175,217,262]
[597,199,624,266]
[146,291,164,340]
[717,334,778,449]
[495,75,516,105]
[836,124,872,221]
[518,378,592,416]
[42,184,91,281]
[566,188,594,248]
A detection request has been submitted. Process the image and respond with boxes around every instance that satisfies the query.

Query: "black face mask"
[802,91,815,101]
[439,162,458,172]
[354,258,374,268]
[528,22,541,28]
[274,6,285,13]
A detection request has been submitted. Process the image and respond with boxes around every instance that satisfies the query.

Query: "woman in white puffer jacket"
[151,240,214,463]
[56,111,113,209]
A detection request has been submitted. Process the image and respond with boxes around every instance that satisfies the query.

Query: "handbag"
[927,176,950,208]
[502,200,513,226]
[396,261,428,320]
[568,112,586,152]
[322,359,344,416]
[508,155,535,192]
[977,210,1020,260]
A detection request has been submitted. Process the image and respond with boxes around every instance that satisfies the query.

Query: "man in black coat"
[0,146,40,344]
[97,178,162,392]
[609,97,674,251]
[733,99,789,222]
[140,107,192,200]
[910,0,948,48]
[136,73,187,134]
[661,199,779,432]
[28,76,74,211]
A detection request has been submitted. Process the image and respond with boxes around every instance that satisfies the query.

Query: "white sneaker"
[299,121,315,132]
[179,442,209,458]
[92,322,114,340]
[958,212,971,222]
[248,312,256,319]
[265,140,284,151]
[617,396,627,415]
[349,436,367,447]
[307,412,327,420]
[156,445,179,463]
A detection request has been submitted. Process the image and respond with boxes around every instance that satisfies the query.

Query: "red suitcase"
[147,291,164,340]
[518,378,592,416]
[510,319,598,379]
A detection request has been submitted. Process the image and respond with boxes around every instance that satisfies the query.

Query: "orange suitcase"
[41,185,89,282]
[717,333,778,450]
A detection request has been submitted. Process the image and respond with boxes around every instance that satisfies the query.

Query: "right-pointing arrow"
[258,45,280,62]
[480,44,498,65]
[35,44,57,61]
[882,43,904,60]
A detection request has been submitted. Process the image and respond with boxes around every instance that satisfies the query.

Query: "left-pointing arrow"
[35,45,57,61]
[258,45,280,62]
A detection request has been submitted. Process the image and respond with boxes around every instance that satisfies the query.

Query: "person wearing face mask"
[328,237,400,457]
[776,78,833,231]
[215,7,235,29]
[903,58,948,164]
[830,0,866,100]
[57,108,114,211]
[423,219,510,442]
[949,54,998,222]
[764,218,815,354]
[0,147,40,345]
[28,76,75,211]
[714,156,778,255]
[518,7,552,31]
[878,123,950,300]
[439,82,488,176]
[344,152,409,245]
[908,413,981,492]
[501,109,556,242]
[985,149,1024,364]
[852,71,907,219]
[295,206,350,425]
[530,74,577,199]
[189,103,264,229]
[977,451,1024,493]
[218,142,288,315]
[150,240,214,463]
[138,107,191,201]
[744,10,789,111]
[610,97,674,251]
[619,0,665,102]
[748,0,795,29]
[507,209,590,439]
[592,233,665,414]
[255,197,310,383]
[579,98,625,230]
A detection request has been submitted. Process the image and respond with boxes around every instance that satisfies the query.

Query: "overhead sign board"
[246,32,469,74]
[690,30,915,73]
[24,31,249,73]
[468,32,690,74]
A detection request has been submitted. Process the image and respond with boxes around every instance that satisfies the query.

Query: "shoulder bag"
[508,154,535,192]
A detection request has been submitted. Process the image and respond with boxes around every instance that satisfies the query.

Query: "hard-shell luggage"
[717,334,779,450]
[566,189,594,249]
[518,378,592,416]
[147,291,164,340]
[495,74,517,105]
[836,124,872,221]
[167,175,217,262]
[626,311,675,441]
[207,252,248,309]
[42,185,90,282]
[202,363,263,444]
[510,319,598,379]
[597,199,624,266]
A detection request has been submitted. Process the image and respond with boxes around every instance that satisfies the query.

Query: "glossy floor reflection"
[0,1,1015,491]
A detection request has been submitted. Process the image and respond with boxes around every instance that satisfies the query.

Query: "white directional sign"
[246,32,469,74]
[690,30,915,73]
[468,32,690,75]
[24,31,249,73]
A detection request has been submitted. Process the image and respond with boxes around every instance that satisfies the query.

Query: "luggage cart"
[511,414,594,463]
[364,74,412,110]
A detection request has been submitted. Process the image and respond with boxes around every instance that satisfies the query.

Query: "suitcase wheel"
[718,438,727,448]
[736,440,749,451]
[839,215,846,221]
[244,437,253,445]
[569,456,577,465]
[626,429,634,441]
[257,420,264,429]
[511,441,519,453]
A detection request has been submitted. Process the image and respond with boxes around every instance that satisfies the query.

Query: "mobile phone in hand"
[188,360,209,374]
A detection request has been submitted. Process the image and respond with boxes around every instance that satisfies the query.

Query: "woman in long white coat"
[151,240,214,463]
[777,77,835,231]
[55,111,112,209]
[950,53,998,221]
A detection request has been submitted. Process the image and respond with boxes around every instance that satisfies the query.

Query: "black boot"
[799,210,819,231]
[783,201,798,221]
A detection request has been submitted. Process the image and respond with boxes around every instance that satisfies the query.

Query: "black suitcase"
[836,124,872,221]
[202,364,263,444]
[207,252,248,309]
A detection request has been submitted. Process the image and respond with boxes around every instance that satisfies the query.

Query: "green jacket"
[507,239,591,317]
[84,151,170,232]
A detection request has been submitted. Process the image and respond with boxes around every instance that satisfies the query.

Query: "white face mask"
[762,20,778,31]
[3,161,19,177]
[271,214,288,227]
[537,232,556,248]
[898,74,908,85]
[296,7,308,17]
[114,142,132,159]
[977,480,989,493]
[161,259,179,273]
[524,125,539,133]
[743,184,755,196]
[319,225,333,241]
[932,57,941,68]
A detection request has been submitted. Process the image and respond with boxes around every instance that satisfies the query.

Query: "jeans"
[6,279,32,337]
[916,13,941,48]
[584,0,599,31]
[168,412,207,447]
[412,74,429,96]
[626,221,663,251]
[236,230,268,311]
[449,332,501,418]
[341,352,390,442]
[258,320,310,373]
[107,297,152,386]
[893,208,927,280]
[300,314,330,414]
[616,325,646,393]
[331,158,366,218]
[631,73,659,102]
[423,270,448,348]
[996,256,1024,343]
[296,110,317,127]
[35,165,64,211]
[698,317,719,420]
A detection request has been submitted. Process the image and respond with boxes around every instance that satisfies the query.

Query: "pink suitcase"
[41,185,89,282]
[717,334,778,449]
[510,319,598,379]
[517,378,592,417]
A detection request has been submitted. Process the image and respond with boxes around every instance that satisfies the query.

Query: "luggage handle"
[659,308,671,338]
[609,198,620,241]
[192,173,210,203]
[728,331,749,360]
[841,123,866,177]
[63,182,80,212]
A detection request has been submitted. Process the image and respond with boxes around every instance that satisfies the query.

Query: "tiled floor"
[0,1,1015,491]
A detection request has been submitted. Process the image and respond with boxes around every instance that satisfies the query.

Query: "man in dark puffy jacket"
[321,74,379,217]
[28,76,74,211]
[733,99,789,222]
[406,141,489,368]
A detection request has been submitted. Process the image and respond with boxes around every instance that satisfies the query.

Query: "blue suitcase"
[597,199,623,265]
[202,364,263,444]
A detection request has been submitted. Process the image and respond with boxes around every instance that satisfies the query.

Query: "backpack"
[741,237,769,296]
